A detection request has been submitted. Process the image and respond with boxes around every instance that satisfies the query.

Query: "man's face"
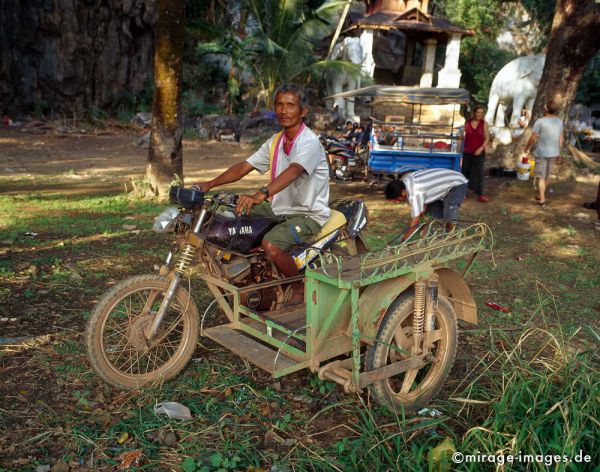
[274,92,306,129]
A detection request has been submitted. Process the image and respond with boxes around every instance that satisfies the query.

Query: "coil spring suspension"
[412,281,426,352]
[174,244,196,276]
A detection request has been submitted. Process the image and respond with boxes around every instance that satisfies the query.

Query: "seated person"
[342,121,355,140]
[194,84,330,305]
[380,126,398,146]
[353,126,365,144]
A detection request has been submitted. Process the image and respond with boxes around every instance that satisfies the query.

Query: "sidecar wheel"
[86,275,199,390]
[365,292,457,413]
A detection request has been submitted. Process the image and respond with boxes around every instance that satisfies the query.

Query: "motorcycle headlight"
[153,207,180,233]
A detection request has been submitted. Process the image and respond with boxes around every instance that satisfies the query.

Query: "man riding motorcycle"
[194,84,330,305]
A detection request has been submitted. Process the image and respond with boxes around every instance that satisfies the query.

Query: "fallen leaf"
[69,272,83,282]
[157,430,178,447]
[263,429,285,447]
[117,449,142,469]
[427,437,456,471]
[50,460,69,472]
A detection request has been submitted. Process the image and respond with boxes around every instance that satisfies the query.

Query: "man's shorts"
[426,183,467,221]
[534,157,556,180]
[250,202,322,251]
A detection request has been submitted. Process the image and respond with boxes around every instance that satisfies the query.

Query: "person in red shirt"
[462,105,490,202]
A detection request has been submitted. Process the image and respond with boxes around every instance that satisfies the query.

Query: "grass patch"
[0,193,161,242]
[1,181,600,470]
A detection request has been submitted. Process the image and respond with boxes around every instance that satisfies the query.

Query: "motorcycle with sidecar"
[86,186,490,412]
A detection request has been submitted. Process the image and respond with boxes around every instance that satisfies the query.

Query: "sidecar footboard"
[204,324,310,377]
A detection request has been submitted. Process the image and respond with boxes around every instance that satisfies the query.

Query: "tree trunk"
[0,0,156,116]
[146,0,186,197]
[491,0,600,168]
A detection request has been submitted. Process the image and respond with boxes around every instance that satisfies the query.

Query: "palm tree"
[197,0,349,110]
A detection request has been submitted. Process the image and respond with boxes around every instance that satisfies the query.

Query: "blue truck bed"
[368,143,462,176]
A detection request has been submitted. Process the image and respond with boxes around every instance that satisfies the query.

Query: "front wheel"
[86,275,199,390]
[366,292,457,412]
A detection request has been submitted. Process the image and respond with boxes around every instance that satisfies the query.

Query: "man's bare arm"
[401,215,422,242]
[236,163,305,215]
[266,163,305,196]
[524,132,538,154]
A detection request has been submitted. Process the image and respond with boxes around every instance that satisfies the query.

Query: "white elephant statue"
[486,54,546,132]
[326,37,363,119]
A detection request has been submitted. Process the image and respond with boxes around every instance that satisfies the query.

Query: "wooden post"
[326,0,352,60]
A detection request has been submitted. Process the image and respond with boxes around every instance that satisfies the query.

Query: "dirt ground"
[2,124,599,237]
[1,125,599,470]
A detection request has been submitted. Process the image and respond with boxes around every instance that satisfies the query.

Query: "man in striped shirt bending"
[385,169,468,241]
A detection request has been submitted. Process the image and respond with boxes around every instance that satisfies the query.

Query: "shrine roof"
[346,10,474,37]
[327,85,470,104]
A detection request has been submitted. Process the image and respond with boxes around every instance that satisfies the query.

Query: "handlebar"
[170,186,242,210]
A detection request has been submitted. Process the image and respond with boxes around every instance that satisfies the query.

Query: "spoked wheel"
[86,275,199,390]
[366,292,457,412]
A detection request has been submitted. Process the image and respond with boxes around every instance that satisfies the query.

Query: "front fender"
[436,267,477,325]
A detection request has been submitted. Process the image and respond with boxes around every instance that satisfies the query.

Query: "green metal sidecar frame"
[200,220,490,409]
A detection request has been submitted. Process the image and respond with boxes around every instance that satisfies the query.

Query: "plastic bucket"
[517,160,531,181]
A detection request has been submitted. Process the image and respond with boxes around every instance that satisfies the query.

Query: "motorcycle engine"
[220,255,251,283]
[204,246,277,310]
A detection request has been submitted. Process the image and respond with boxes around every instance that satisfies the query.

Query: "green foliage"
[33,98,50,119]
[308,374,337,394]
[246,0,347,106]
[444,0,516,102]
[460,39,516,103]
[195,0,346,109]
[521,0,556,37]
[455,326,600,469]
[445,0,506,35]
[88,106,109,122]
[576,52,600,105]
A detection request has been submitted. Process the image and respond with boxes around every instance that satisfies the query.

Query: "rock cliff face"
[0,0,157,115]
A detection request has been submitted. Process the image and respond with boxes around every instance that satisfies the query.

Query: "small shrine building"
[345,0,473,88]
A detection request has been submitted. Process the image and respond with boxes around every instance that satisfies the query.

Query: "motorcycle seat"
[311,210,347,241]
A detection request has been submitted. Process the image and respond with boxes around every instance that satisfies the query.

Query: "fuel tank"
[204,210,278,253]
